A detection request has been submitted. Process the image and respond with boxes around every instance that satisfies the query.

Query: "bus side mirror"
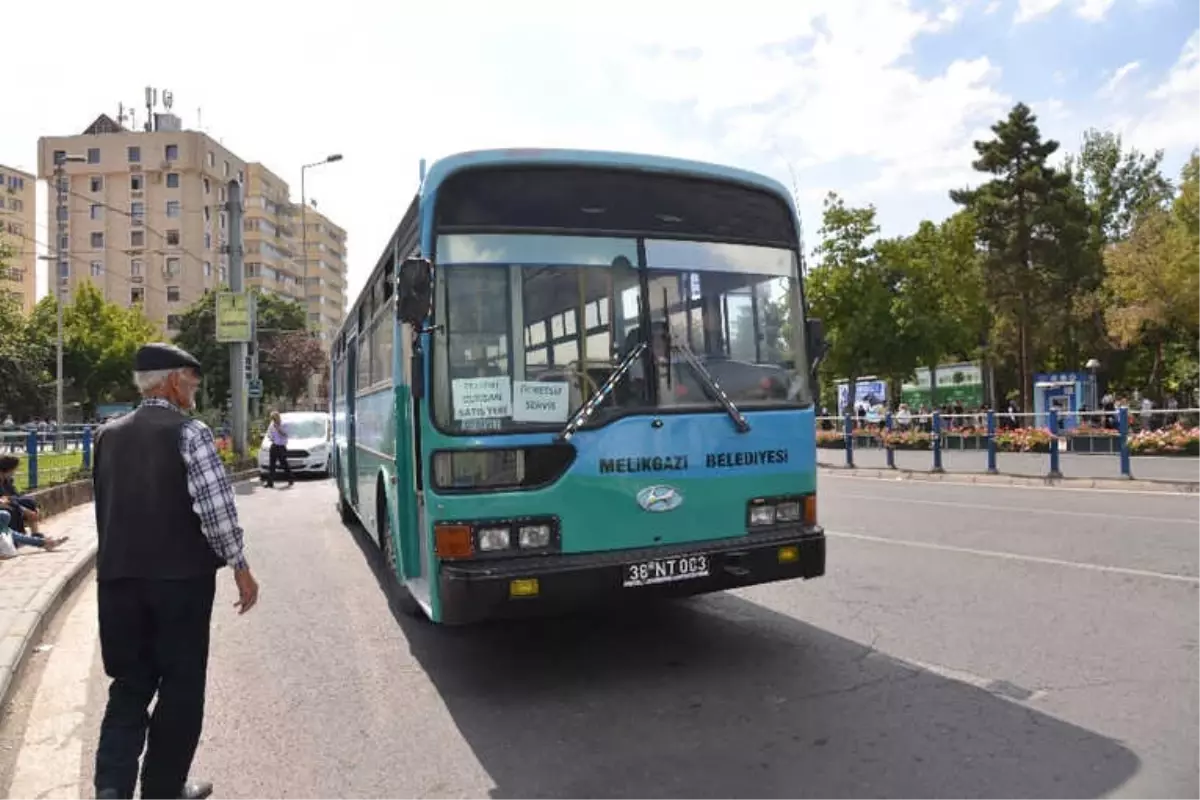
[396,257,433,327]
[807,317,828,368]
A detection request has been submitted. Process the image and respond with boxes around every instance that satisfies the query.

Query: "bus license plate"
[623,555,710,587]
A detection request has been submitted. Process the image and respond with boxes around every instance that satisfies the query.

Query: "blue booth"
[1033,371,1097,432]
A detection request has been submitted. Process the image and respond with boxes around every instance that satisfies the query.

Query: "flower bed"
[879,430,932,450]
[1128,424,1200,456]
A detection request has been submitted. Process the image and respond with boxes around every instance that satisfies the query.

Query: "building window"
[165,144,179,161]
[204,232,211,250]
[90,204,102,220]
[219,265,227,282]
[166,230,180,246]
[128,146,141,163]
[219,212,226,231]
[203,177,210,194]
[59,235,68,250]
[207,151,215,167]
[131,259,142,277]
[218,186,225,202]
[237,169,244,183]
[130,230,145,248]
[87,148,100,164]
[167,314,182,331]
[165,257,181,277]
[167,286,180,303]
[91,261,103,277]
[90,232,104,249]
[166,201,180,218]
[90,176,103,192]
[56,206,68,222]
[131,287,145,304]
[204,261,212,278]
[203,206,211,222]
[166,173,180,189]
[9,199,22,212]
[130,202,144,219]
[223,161,230,177]
[52,149,66,164]
[131,174,143,191]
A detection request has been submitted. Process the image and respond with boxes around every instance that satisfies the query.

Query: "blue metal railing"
[0,425,94,492]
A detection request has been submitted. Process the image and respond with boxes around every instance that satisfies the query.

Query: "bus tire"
[378,479,423,620]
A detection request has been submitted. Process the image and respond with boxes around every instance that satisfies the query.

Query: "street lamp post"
[300,154,342,409]
[51,153,87,450]
[1086,357,1101,413]
[300,154,343,320]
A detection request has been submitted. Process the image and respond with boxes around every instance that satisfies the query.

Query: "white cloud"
[1015,0,1118,22]
[1098,61,1141,96]
[1124,29,1200,152]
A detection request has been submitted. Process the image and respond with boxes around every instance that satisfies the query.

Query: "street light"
[50,153,87,450]
[300,154,342,406]
[1085,357,1101,413]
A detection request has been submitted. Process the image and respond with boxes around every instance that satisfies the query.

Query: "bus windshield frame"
[429,232,813,437]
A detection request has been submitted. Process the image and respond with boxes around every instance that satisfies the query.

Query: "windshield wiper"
[671,340,751,434]
[556,341,648,442]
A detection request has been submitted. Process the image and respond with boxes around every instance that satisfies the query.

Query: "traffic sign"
[248,379,263,399]
[216,292,252,342]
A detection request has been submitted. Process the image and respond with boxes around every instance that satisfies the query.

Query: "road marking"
[9,583,97,800]
[832,491,1199,525]
[823,471,1200,497]
[826,530,1200,584]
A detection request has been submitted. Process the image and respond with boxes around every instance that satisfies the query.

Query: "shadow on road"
[344,513,1139,799]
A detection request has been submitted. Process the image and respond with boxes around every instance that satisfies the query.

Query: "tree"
[259,331,327,405]
[1102,152,1200,400]
[173,290,309,410]
[27,284,157,417]
[880,211,988,406]
[950,102,1087,410]
[805,192,906,411]
[1067,128,1173,245]
[0,239,51,419]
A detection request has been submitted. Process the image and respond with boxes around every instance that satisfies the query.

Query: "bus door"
[346,332,360,507]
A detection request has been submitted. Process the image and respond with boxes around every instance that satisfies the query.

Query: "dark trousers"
[266,443,293,486]
[95,574,216,799]
[6,495,36,532]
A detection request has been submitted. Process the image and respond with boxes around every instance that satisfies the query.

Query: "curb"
[820,465,1199,493]
[0,468,261,709]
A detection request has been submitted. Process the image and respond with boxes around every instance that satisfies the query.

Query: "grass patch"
[13,451,87,493]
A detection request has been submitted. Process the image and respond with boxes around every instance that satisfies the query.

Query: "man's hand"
[233,566,259,614]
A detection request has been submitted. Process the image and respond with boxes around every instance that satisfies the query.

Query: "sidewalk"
[0,503,98,705]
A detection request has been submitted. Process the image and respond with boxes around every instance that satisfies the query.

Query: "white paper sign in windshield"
[512,381,570,423]
[452,377,512,421]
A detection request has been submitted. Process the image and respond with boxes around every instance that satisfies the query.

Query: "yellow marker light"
[803,495,818,526]
[509,578,540,598]
[778,545,800,564]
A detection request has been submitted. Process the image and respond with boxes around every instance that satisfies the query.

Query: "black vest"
[93,404,225,581]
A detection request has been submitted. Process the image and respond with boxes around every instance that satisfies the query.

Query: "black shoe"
[180,780,213,799]
[96,789,121,800]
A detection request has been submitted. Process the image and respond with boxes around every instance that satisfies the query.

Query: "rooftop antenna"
[144,86,157,132]
[197,107,203,132]
[117,102,125,127]
[163,90,174,111]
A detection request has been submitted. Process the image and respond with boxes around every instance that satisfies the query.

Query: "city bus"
[330,148,828,625]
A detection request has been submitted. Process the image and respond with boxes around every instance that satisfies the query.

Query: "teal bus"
[330,148,829,625]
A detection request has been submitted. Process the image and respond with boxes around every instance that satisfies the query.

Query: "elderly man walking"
[92,343,259,800]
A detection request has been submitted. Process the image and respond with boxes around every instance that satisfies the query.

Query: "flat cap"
[135,342,202,373]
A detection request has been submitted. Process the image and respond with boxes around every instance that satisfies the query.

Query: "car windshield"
[430,233,810,435]
[282,416,327,439]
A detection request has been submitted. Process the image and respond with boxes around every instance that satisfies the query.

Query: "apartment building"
[0,164,37,312]
[297,204,348,343]
[243,162,304,305]
[37,113,244,332]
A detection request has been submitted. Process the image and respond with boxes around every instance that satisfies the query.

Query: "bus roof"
[419,148,796,210]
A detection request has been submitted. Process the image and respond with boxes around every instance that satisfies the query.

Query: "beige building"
[38,113,244,333]
[0,164,37,312]
[37,113,349,351]
[297,204,348,344]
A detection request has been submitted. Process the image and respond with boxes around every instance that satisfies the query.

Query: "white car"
[258,411,332,479]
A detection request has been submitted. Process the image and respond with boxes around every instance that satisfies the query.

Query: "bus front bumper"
[436,527,825,625]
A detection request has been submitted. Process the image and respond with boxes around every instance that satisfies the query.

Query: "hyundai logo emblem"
[636,485,683,513]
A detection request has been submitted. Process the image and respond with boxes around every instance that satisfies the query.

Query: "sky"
[3,0,1196,303]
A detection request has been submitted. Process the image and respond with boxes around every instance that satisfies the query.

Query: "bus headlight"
[518,524,551,549]
[748,505,775,526]
[775,501,801,523]
[477,527,511,552]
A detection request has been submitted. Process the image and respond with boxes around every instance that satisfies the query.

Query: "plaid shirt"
[140,398,248,570]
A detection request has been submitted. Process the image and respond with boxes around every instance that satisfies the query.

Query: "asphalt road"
[2,475,1197,798]
[818,445,1200,482]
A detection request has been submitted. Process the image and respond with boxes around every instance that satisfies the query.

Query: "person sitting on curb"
[0,508,68,558]
[0,455,47,536]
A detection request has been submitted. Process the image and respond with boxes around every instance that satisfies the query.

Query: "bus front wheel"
[377,480,423,620]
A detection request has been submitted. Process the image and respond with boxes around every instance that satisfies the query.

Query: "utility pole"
[227,179,247,457]
[52,153,85,451]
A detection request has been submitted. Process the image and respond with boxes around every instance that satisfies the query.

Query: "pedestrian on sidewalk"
[92,343,260,800]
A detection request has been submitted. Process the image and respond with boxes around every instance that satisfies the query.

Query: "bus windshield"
[431,233,811,435]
